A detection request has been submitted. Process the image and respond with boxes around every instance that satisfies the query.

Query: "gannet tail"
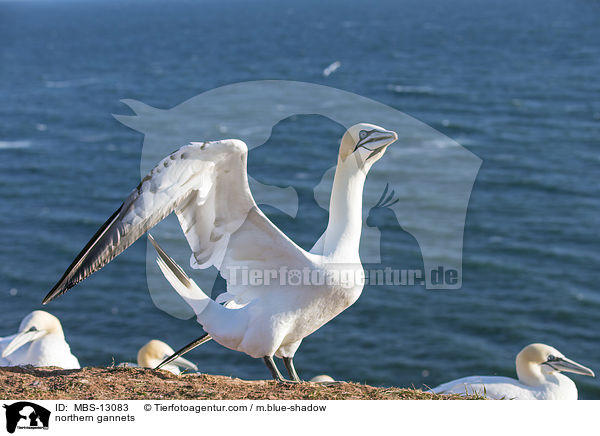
[149,234,211,316]
[150,234,249,352]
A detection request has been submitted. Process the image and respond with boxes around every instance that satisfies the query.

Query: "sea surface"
[1,0,599,398]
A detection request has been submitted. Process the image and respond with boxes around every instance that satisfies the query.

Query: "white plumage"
[310,374,335,383]
[0,311,80,369]
[43,123,397,381]
[431,343,594,400]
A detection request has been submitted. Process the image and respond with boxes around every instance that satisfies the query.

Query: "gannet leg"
[263,356,284,381]
[283,357,301,382]
[263,356,299,383]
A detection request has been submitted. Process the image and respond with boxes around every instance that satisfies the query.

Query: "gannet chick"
[0,311,80,369]
[43,123,398,382]
[137,340,198,375]
[431,343,594,400]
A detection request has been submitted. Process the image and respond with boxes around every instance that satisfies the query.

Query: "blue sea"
[1,0,599,398]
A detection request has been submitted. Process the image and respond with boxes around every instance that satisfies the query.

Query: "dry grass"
[0,366,481,400]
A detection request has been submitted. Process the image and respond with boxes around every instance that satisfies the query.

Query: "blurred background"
[1,0,599,397]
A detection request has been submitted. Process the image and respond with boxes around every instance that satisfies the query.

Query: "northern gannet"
[42,123,398,382]
[431,343,594,400]
[120,340,198,375]
[0,311,80,369]
[138,340,198,374]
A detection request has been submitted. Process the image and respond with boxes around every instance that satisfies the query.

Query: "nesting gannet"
[42,123,398,382]
[136,340,198,375]
[431,343,594,400]
[0,311,80,369]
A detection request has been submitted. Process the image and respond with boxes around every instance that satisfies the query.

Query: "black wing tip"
[155,334,212,370]
[42,290,60,305]
[42,285,63,305]
[41,203,126,306]
[155,349,182,370]
[155,356,173,370]
[42,282,72,305]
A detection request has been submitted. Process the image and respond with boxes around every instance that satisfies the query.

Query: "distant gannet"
[431,343,594,400]
[137,340,198,375]
[118,339,198,375]
[310,374,335,383]
[0,311,80,369]
[323,61,341,77]
[42,123,398,382]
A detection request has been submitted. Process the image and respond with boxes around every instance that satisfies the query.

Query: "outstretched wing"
[43,139,313,304]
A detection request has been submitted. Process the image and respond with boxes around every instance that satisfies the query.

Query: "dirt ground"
[0,366,477,400]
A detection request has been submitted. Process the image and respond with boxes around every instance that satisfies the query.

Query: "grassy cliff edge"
[0,366,481,400]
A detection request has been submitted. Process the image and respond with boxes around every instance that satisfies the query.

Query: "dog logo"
[3,402,50,433]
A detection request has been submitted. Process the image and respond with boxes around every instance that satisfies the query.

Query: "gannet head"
[1,311,64,358]
[515,343,594,387]
[137,340,198,373]
[339,123,398,169]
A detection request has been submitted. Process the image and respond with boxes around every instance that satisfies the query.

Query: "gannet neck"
[516,359,546,387]
[515,344,551,386]
[322,155,367,261]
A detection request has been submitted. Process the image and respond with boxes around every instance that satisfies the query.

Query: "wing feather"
[44,139,312,305]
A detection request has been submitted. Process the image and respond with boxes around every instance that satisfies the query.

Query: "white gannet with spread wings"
[43,123,398,381]
[431,343,594,400]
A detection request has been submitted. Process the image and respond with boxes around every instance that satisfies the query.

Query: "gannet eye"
[547,354,557,362]
[27,326,38,332]
[359,130,368,140]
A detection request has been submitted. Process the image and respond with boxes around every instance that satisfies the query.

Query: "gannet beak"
[169,355,198,372]
[368,134,397,160]
[544,356,595,377]
[377,130,398,148]
[2,329,47,358]
[358,130,398,160]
